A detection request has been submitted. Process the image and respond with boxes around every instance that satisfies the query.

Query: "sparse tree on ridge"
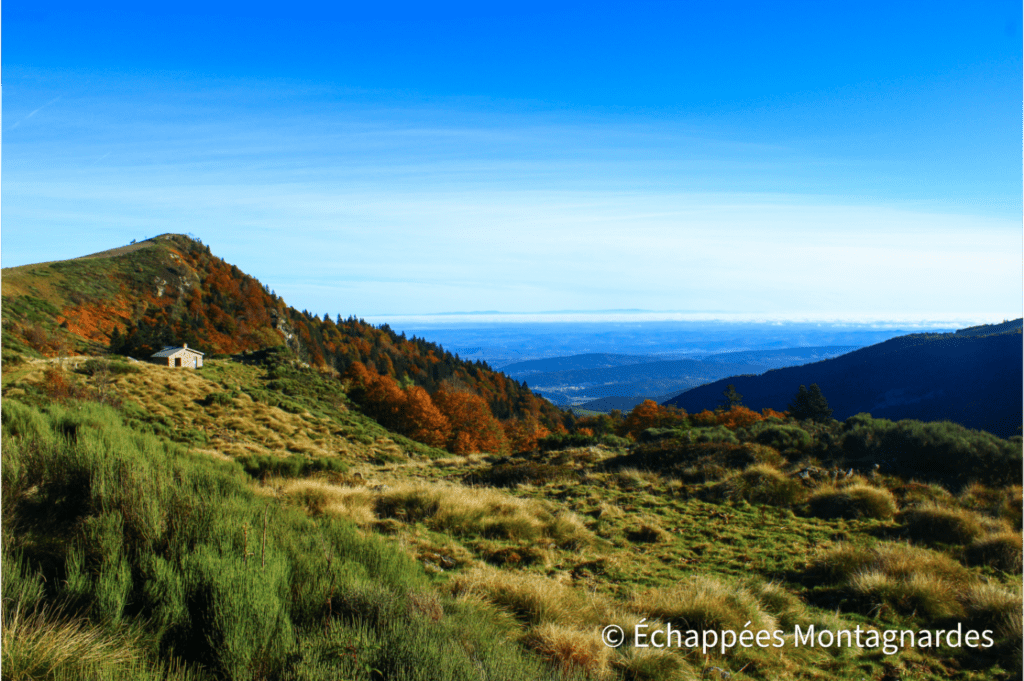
[788,384,833,422]
[721,384,743,410]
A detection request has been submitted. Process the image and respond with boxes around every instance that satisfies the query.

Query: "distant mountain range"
[501,347,860,410]
[664,321,1023,437]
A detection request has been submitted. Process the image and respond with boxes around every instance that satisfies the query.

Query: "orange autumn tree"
[691,405,765,429]
[399,385,451,448]
[502,416,551,454]
[343,362,451,448]
[432,385,509,455]
[618,400,687,439]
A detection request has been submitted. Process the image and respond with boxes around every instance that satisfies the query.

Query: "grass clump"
[807,483,897,520]
[810,542,979,620]
[629,575,776,635]
[811,542,971,586]
[707,464,806,506]
[897,502,1001,545]
[965,531,1023,573]
[522,623,611,678]
[287,479,593,549]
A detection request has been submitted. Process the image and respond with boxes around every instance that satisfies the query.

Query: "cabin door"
[175,358,182,367]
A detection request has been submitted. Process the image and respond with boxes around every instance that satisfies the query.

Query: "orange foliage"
[399,386,451,448]
[762,407,788,420]
[432,386,509,455]
[691,406,766,429]
[619,400,687,439]
[716,406,763,429]
[502,417,551,454]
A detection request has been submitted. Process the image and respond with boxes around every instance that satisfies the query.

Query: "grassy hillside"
[1,234,568,446]
[3,353,1021,680]
[3,237,1021,680]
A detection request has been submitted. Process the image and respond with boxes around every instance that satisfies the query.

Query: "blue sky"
[3,1,1021,324]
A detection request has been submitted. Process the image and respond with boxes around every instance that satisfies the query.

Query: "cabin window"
[175,357,182,367]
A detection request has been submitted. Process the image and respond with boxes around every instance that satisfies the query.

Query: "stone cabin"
[150,343,204,368]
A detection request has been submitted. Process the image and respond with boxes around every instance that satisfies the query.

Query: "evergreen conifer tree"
[721,384,743,410]
[788,384,833,422]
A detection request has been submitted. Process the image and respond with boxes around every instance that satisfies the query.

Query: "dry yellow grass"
[966,531,1023,572]
[813,541,971,585]
[629,575,777,634]
[446,566,620,627]
[807,483,897,520]
[2,602,138,681]
[849,570,962,619]
[898,502,1006,545]
[276,479,594,548]
[522,623,612,678]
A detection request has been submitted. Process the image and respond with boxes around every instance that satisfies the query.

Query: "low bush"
[807,484,897,520]
[78,358,139,376]
[603,440,781,483]
[538,432,603,450]
[746,422,811,453]
[839,414,1022,488]
[466,461,574,487]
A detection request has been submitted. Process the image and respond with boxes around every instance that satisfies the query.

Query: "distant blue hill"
[664,321,1023,438]
[507,346,859,408]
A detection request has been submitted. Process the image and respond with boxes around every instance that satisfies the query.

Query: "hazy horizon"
[4,3,1021,322]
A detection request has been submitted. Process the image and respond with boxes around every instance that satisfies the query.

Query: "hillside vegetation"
[2,237,1022,680]
[666,326,1023,438]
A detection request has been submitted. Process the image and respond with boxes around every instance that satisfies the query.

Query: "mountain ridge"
[664,325,1023,437]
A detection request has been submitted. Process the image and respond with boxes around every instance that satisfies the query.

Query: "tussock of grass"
[629,575,776,635]
[965,531,1023,572]
[523,623,611,678]
[849,570,963,619]
[897,502,1003,545]
[612,467,662,489]
[807,483,897,520]
[708,464,806,506]
[281,479,593,549]
[746,580,807,628]
[1,601,199,681]
[611,647,691,681]
[812,542,971,586]
[626,519,669,544]
[811,542,994,620]
[446,567,615,627]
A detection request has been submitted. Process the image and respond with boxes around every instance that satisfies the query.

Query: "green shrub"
[78,358,139,376]
[604,440,780,483]
[747,422,811,452]
[538,432,628,450]
[2,398,564,680]
[807,484,897,520]
[465,461,573,487]
[840,414,1022,487]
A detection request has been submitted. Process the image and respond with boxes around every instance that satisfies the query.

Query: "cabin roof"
[151,345,205,358]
